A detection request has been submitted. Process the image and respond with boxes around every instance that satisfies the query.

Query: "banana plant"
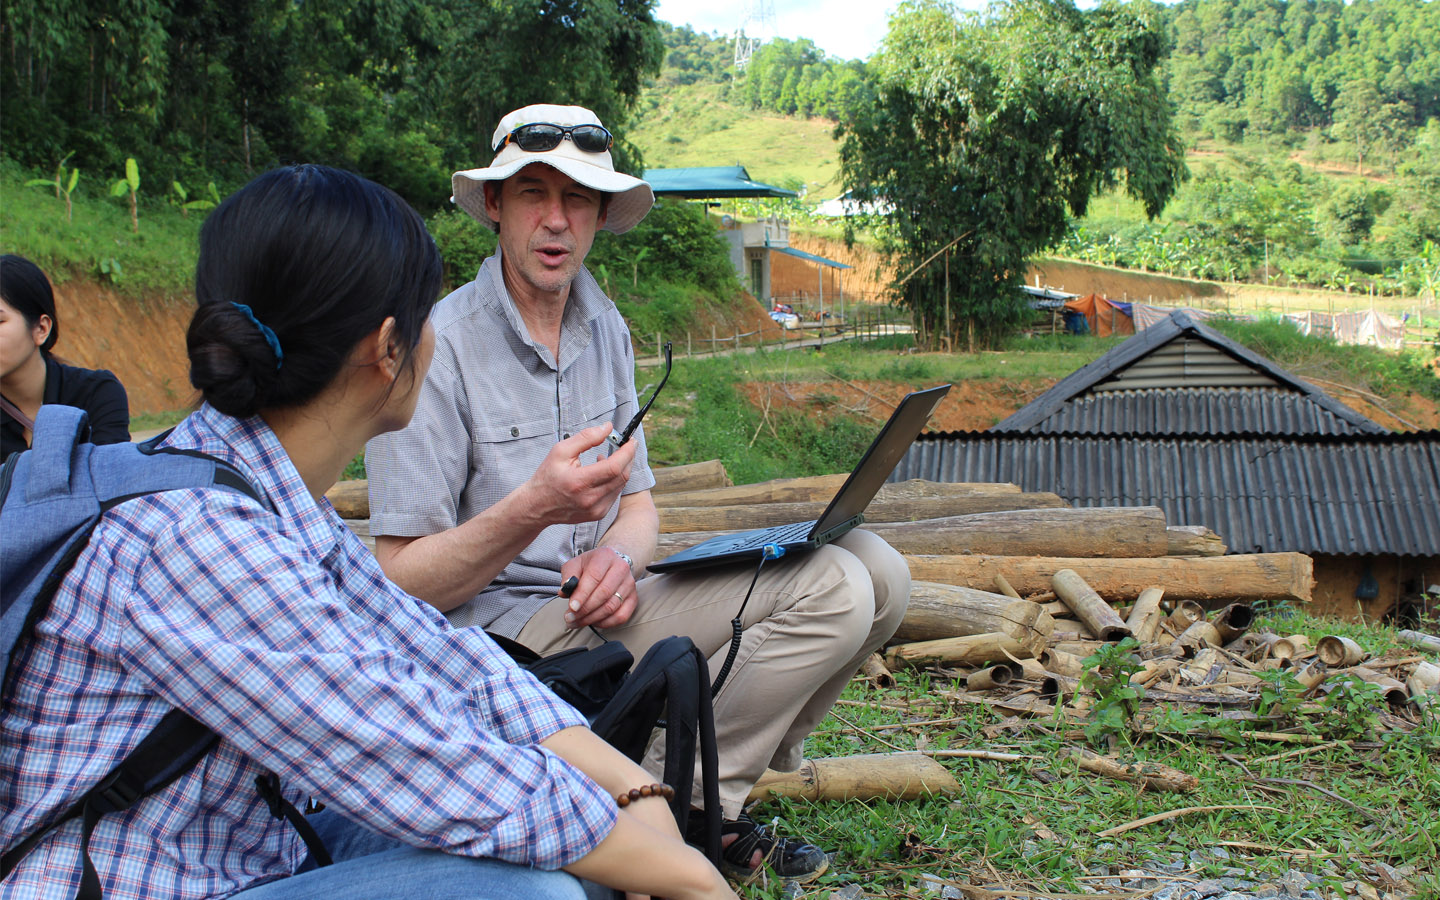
[110,157,141,233]
[171,180,220,218]
[25,152,80,222]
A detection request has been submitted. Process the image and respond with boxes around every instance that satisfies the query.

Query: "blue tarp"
[643,166,798,199]
[769,245,851,269]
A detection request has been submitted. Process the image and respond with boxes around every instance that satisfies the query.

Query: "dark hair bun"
[186,302,283,418]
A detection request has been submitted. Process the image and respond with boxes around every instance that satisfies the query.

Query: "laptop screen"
[811,384,951,536]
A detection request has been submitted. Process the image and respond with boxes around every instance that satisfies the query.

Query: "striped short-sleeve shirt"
[366,250,656,636]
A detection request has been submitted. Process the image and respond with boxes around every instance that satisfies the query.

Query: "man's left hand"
[560,547,638,629]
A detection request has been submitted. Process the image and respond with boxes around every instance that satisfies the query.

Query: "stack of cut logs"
[327,462,1439,716]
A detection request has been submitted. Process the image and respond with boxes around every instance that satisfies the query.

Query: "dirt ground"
[738,375,1052,433]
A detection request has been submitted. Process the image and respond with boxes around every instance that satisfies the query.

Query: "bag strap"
[1,710,217,899]
[0,392,35,432]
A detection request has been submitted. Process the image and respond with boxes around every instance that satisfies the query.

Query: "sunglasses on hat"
[494,122,614,154]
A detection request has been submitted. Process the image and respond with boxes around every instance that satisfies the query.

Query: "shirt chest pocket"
[470,415,556,491]
[574,392,633,435]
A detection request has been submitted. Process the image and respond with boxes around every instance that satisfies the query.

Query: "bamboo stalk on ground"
[746,753,960,803]
[1177,620,1223,650]
[1317,635,1367,667]
[1070,748,1199,793]
[1398,630,1440,654]
[893,583,1050,643]
[1039,648,1084,677]
[860,653,895,688]
[1272,634,1312,660]
[993,574,1022,599]
[1125,587,1166,642]
[967,665,1015,691]
[1346,666,1409,706]
[1407,661,1440,698]
[1213,603,1255,644]
[885,632,1043,669]
[1165,600,1205,633]
[1052,569,1132,641]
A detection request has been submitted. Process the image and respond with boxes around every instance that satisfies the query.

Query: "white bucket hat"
[451,103,655,235]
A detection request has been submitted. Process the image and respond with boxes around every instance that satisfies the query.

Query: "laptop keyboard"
[715,519,818,551]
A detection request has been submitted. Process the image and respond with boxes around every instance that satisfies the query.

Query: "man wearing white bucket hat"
[367,104,910,884]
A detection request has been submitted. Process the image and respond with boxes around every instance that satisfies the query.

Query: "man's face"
[485,163,609,303]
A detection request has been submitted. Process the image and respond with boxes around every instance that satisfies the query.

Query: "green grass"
[1211,318,1440,404]
[630,84,845,199]
[0,157,204,298]
[736,611,1440,900]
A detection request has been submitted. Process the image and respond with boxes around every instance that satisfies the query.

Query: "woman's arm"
[543,726,735,900]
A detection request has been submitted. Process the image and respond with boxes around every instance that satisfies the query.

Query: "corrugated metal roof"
[994,311,1386,435]
[891,431,1440,556]
[769,245,851,269]
[1021,387,1375,436]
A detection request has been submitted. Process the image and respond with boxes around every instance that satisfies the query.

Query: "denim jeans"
[232,810,598,900]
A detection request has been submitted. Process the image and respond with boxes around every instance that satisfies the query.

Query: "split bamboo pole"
[1125,587,1166,643]
[1272,634,1312,660]
[1398,630,1440,654]
[1407,661,1440,698]
[1052,569,1132,641]
[885,632,1042,669]
[746,753,960,803]
[1346,666,1409,707]
[1070,748,1199,793]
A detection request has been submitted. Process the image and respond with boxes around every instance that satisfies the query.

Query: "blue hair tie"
[230,302,284,369]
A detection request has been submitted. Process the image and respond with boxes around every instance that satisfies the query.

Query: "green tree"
[838,0,1185,349]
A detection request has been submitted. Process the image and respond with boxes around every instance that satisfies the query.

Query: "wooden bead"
[615,782,674,808]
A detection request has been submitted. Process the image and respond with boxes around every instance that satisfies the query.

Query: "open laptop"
[648,383,951,573]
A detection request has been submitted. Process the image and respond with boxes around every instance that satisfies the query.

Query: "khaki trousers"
[517,529,910,818]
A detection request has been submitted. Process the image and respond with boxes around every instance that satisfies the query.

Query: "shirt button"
[563,432,570,439]
[510,426,519,437]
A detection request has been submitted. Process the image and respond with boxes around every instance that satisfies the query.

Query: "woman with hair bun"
[0,253,130,462]
[0,165,735,900]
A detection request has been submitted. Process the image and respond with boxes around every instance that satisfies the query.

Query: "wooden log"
[1398,630,1440,654]
[326,479,369,519]
[1212,603,1255,644]
[1317,635,1367,667]
[895,583,1047,642]
[746,753,960,803]
[654,477,1024,509]
[1052,569,1132,641]
[1167,525,1227,557]
[1407,661,1440,698]
[899,553,1314,605]
[885,632,1043,669]
[1071,748,1199,793]
[657,506,1170,559]
[657,492,1068,533]
[1125,587,1166,643]
[651,460,731,494]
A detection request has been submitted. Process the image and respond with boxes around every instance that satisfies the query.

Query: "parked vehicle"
[770,303,800,329]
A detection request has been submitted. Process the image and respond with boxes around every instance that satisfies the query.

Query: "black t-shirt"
[1,355,131,463]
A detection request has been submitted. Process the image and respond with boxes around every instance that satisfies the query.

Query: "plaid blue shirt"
[1,405,616,900]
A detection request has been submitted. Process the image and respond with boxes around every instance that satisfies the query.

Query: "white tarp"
[1131,304,1220,329]
[1284,309,1405,349]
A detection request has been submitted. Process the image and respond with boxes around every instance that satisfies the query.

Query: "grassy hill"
[629,83,846,200]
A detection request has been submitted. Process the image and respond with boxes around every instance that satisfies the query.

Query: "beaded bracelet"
[616,782,675,808]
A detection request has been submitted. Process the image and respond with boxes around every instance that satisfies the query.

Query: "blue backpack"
[0,405,331,899]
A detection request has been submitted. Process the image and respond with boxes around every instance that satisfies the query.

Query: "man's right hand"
[520,423,636,525]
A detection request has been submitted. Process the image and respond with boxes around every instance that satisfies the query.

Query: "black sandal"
[687,811,829,883]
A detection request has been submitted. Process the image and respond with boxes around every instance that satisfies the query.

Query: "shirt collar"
[170,404,345,562]
[478,249,613,372]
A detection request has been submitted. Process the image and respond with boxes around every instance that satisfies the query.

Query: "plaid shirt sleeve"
[117,493,616,868]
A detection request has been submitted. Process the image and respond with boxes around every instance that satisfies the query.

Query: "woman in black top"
[1,254,131,462]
